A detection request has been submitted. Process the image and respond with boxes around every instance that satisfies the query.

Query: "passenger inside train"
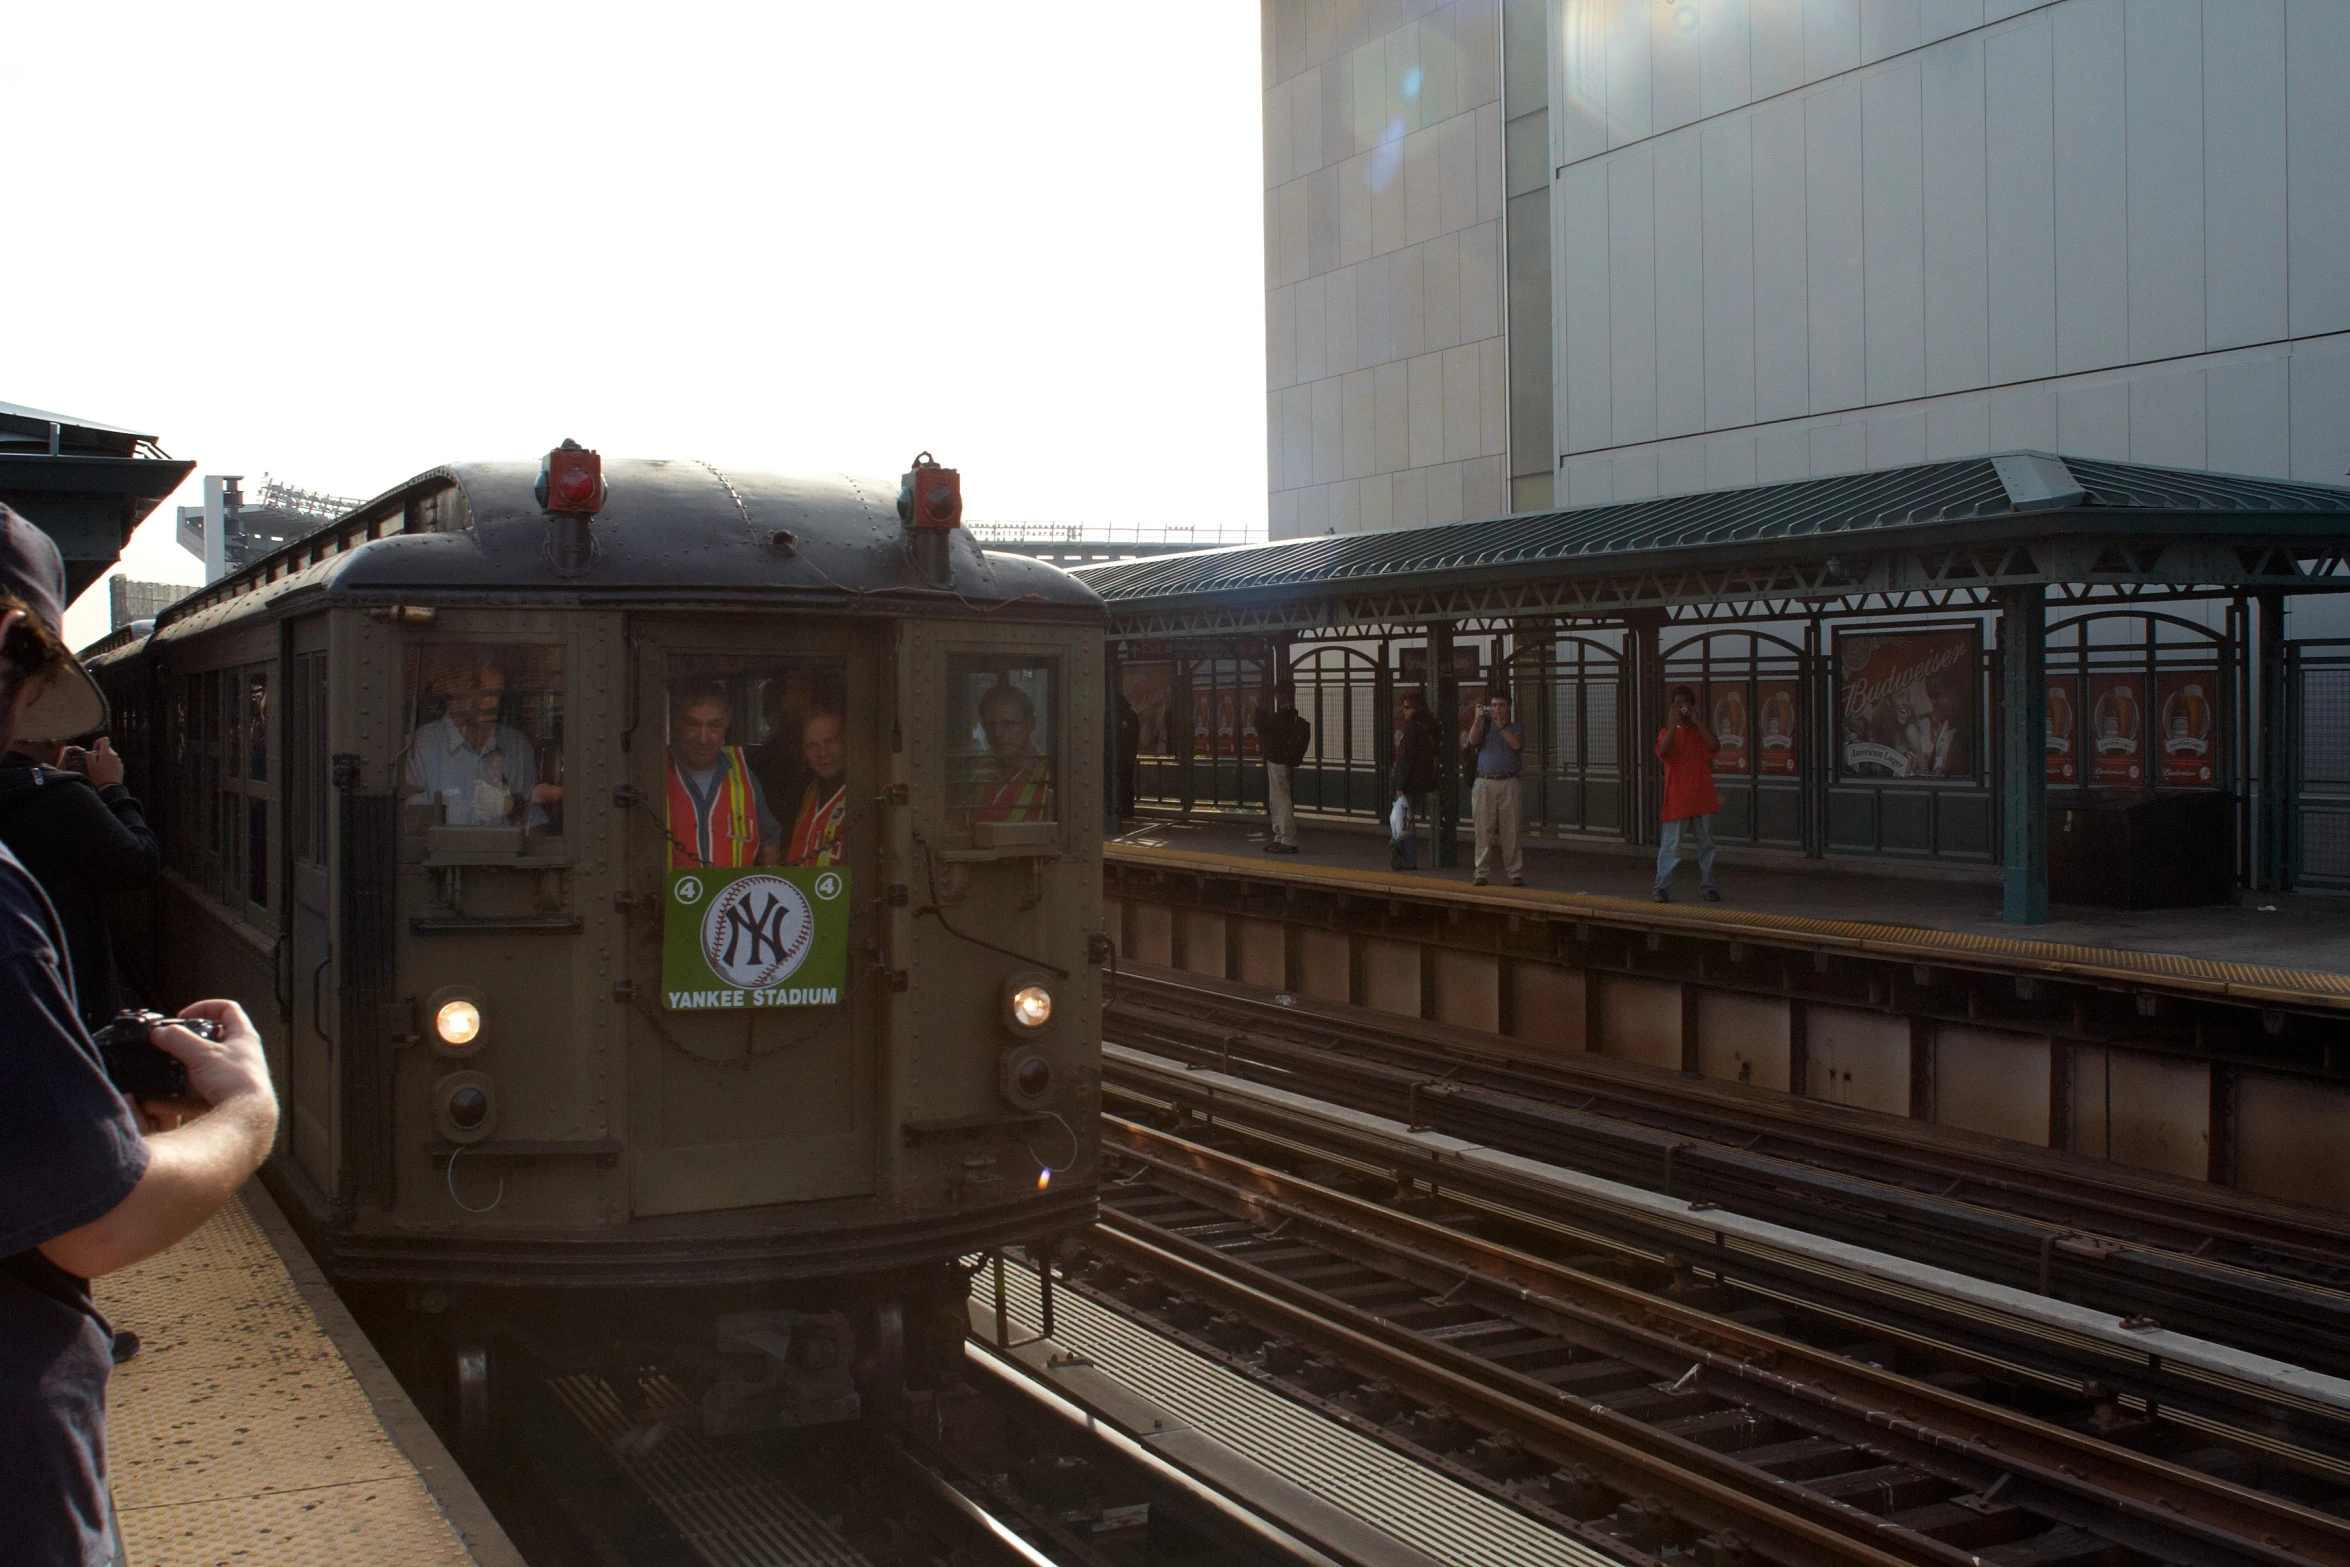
[400,648,564,830]
[664,678,783,868]
[785,709,847,866]
[950,659,1057,826]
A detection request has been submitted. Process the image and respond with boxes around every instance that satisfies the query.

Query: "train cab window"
[946,656,1059,834]
[659,657,848,868]
[399,645,565,834]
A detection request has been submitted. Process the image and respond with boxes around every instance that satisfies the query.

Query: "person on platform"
[1465,690,1525,887]
[402,660,555,828]
[1254,682,1310,855]
[666,682,782,867]
[1654,683,1723,903]
[0,733,161,1031]
[974,681,1053,823]
[1389,689,1440,871]
[785,709,848,866]
[0,508,276,1567]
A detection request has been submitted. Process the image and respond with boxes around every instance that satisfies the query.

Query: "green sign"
[662,866,850,1010]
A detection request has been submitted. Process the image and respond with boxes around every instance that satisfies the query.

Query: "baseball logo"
[700,874,814,990]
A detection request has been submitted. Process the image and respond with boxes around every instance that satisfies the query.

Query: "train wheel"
[854,1299,907,1420]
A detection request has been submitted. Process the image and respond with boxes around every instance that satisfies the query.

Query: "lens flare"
[1036,1168,1052,1191]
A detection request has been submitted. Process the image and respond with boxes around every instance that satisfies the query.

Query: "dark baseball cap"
[0,506,108,741]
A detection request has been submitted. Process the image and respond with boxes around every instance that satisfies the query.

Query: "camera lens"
[448,1086,490,1130]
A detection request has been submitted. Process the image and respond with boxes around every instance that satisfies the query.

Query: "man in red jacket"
[1654,684,1722,903]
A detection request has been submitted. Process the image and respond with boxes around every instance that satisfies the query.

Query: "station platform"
[1111,808,2350,1008]
[97,1182,523,1567]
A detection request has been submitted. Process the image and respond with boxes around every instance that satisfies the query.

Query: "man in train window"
[974,679,1053,822]
[403,660,549,827]
[666,681,782,867]
[786,709,848,865]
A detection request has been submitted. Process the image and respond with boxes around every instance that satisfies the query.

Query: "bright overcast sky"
[7,3,1266,646]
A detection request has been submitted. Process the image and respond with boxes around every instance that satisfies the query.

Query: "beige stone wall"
[1263,0,1508,539]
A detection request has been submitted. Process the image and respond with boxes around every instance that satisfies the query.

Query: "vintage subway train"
[84,446,1105,1427]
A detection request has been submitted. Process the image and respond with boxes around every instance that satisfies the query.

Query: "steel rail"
[1102,1116,2350,1567]
[1101,1045,2350,1484]
[1080,1223,1939,1567]
[1104,970,2350,1356]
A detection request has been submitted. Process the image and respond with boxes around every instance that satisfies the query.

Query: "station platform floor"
[96,1182,523,1567]
[1111,806,2350,992]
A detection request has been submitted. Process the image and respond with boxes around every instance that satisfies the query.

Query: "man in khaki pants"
[1465,691,1525,886]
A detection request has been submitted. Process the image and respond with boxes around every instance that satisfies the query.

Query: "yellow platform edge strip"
[1106,844,2350,1011]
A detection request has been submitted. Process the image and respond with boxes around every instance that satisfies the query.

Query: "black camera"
[94,1010,217,1102]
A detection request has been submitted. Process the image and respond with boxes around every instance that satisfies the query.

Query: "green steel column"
[2000,584,2049,924]
[1431,621,1461,867]
[2256,589,2289,890]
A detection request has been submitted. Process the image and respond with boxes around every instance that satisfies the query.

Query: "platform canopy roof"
[0,398,193,601]
[1073,453,2350,638]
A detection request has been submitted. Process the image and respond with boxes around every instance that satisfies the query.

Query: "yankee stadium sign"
[661,866,849,1009]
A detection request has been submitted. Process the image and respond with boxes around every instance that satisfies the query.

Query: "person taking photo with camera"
[0,509,277,1567]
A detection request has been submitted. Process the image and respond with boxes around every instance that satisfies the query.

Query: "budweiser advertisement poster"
[1120,663,1173,756]
[2045,674,2080,784]
[1708,682,1749,774]
[1836,629,1977,780]
[2087,673,2146,785]
[2155,671,2220,787]
[1755,680,1800,776]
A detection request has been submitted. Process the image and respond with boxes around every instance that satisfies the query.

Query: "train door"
[284,616,335,1190]
[623,619,880,1216]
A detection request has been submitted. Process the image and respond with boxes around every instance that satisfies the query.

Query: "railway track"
[1074,1112,2350,1567]
[1103,966,2350,1375]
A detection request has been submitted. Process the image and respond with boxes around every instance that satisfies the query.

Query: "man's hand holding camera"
[134,1002,272,1133]
[58,735,125,789]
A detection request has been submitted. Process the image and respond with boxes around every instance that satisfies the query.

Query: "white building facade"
[1263,0,2350,536]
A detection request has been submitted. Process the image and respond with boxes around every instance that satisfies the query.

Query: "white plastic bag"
[1388,796,1409,841]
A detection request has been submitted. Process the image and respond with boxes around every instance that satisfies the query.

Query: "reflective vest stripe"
[666,748,759,867]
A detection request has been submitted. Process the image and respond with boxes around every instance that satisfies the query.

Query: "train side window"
[659,657,849,868]
[289,650,328,867]
[399,645,565,834]
[171,662,272,925]
[946,656,1059,833]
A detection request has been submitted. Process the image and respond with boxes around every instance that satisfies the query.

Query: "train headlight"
[426,986,488,1058]
[437,999,482,1048]
[1009,984,1053,1030]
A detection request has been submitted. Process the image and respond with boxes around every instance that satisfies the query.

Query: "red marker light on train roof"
[539,439,606,515]
[897,451,962,530]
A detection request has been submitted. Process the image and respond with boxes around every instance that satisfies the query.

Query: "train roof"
[123,457,1103,649]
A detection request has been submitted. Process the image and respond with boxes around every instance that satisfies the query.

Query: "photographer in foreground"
[0,510,276,1567]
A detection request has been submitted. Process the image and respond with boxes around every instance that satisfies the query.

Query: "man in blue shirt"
[402,661,547,828]
[0,507,277,1567]
[1466,691,1526,887]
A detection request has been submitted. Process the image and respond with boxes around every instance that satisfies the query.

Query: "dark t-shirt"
[0,843,150,1566]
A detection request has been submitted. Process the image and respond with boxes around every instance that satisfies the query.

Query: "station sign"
[662,865,849,1009]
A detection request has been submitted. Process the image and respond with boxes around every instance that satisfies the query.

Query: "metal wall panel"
[2123,0,2206,365]
[2202,0,2288,352]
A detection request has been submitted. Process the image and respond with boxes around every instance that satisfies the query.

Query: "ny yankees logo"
[699,874,814,989]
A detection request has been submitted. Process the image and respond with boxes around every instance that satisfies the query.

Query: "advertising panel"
[2087,673,2146,785]
[1755,680,1800,776]
[1120,663,1173,756]
[2045,674,2080,784]
[663,865,849,1010]
[2155,672,2219,788]
[1709,682,1749,775]
[1835,629,1977,780]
